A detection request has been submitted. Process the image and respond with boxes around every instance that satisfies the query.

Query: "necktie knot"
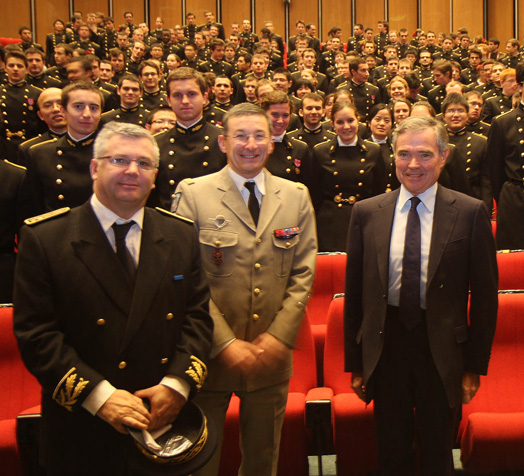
[409,196,421,211]
[112,221,134,242]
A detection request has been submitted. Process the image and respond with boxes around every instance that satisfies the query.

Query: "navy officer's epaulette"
[155,207,194,224]
[3,159,26,170]
[24,207,70,226]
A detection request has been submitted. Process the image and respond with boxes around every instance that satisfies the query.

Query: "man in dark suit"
[14,121,213,475]
[345,116,498,476]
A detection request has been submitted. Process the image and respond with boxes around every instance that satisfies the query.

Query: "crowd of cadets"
[1,11,524,288]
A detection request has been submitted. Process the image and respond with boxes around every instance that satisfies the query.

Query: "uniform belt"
[5,129,26,140]
[333,193,357,204]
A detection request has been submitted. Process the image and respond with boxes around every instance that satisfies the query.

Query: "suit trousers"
[193,380,289,476]
[371,307,457,476]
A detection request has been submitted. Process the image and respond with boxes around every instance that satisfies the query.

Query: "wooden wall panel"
[452,0,483,39]
[519,0,524,43]
[221,0,251,38]
[421,0,450,35]
[355,0,385,33]
[389,0,417,35]
[487,0,514,41]
[74,0,110,16]
[255,0,284,39]
[149,0,183,29]
[321,0,351,42]
[185,0,216,26]
[35,0,69,46]
[1,0,31,40]
[289,0,318,40]
[112,0,145,26]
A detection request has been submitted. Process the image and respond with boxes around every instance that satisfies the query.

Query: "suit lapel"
[217,168,257,232]
[427,186,458,288]
[71,203,134,315]
[257,171,282,236]
[372,190,399,293]
[119,209,173,353]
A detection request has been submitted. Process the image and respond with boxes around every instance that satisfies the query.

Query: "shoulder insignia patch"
[3,159,26,170]
[185,355,208,390]
[155,207,194,224]
[24,207,70,226]
[52,367,89,412]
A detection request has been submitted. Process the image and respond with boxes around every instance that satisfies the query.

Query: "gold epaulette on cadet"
[29,137,58,151]
[3,159,26,170]
[313,137,333,149]
[288,135,307,147]
[155,207,194,224]
[19,133,42,148]
[24,207,70,226]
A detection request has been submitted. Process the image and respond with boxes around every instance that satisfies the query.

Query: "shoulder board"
[287,135,307,146]
[25,207,70,226]
[313,138,332,149]
[3,159,26,171]
[496,109,513,119]
[155,207,194,224]
[29,84,44,92]
[472,132,487,140]
[182,178,196,185]
[30,137,58,150]
[20,134,42,148]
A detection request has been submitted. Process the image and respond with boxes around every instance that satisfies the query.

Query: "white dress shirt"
[388,183,438,309]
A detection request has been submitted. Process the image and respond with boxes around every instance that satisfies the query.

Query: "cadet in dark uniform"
[259,91,320,204]
[487,63,524,249]
[0,159,30,302]
[138,61,169,111]
[149,68,226,210]
[0,50,43,163]
[442,94,492,212]
[313,101,386,251]
[198,39,234,78]
[45,19,73,66]
[481,68,518,123]
[17,88,67,167]
[288,93,333,148]
[465,91,491,137]
[25,48,63,90]
[427,60,453,114]
[101,74,149,127]
[26,82,103,215]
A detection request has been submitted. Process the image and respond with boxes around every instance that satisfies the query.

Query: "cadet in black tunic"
[313,101,386,251]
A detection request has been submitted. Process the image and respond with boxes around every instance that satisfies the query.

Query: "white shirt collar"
[227,166,266,196]
[90,194,145,232]
[272,132,286,142]
[337,136,358,147]
[398,182,438,214]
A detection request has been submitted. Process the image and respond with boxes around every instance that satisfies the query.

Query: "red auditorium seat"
[321,296,377,476]
[491,219,496,239]
[307,253,346,384]
[218,311,331,475]
[460,292,524,472]
[496,250,524,290]
[0,305,41,475]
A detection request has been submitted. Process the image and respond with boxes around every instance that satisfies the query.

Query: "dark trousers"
[371,307,457,476]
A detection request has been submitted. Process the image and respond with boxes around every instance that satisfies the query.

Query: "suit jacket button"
[118,361,127,369]
[254,263,261,270]
[256,238,262,244]
[254,288,261,295]
[252,313,260,321]
[58,194,64,200]
[96,319,105,326]
[161,358,168,364]
[166,312,174,320]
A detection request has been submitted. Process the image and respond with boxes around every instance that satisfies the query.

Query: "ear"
[440,147,450,168]
[218,134,227,153]
[89,158,99,180]
[298,108,304,118]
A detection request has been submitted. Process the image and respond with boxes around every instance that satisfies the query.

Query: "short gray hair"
[392,116,449,157]
[93,121,160,167]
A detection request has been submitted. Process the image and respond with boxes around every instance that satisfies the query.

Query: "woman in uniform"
[313,101,386,251]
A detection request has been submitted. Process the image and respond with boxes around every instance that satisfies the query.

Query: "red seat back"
[497,250,524,290]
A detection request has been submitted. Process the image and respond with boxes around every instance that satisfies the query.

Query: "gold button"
[169,150,174,155]
[255,263,261,270]
[519,128,523,133]
[335,184,339,188]
[56,164,62,170]
[338,203,343,208]
[252,313,259,321]
[256,238,262,244]
[58,194,64,200]
[204,146,210,151]
[118,361,127,369]
[166,312,174,320]
[169,180,175,185]
[168,164,174,169]
[358,182,363,186]
[359,169,365,174]
[286,168,291,173]
[467,158,472,163]
[333,171,338,176]
[204,136,209,140]
[57,150,63,155]
[285,241,291,248]
[215,240,221,246]
[466,167,471,171]
[170,137,175,143]
[161,358,168,364]
[96,319,105,326]
[203,161,208,167]
[360,158,365,162]
[56,179,62,185]
[331,159,336,164]
[254,288,260,295]
[287,155,292,161]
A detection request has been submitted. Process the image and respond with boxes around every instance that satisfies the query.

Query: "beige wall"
[1,0,522,52]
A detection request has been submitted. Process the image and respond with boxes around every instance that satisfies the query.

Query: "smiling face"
[332,106,359,145]
[369,108,392,140]
[443,103,468,132]
[267,103,291,137]
[300,98,323,129]
[395,127,447,195]
[219,114,274,178]
[118,79,142,108]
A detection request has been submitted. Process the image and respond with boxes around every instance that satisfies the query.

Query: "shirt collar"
[227,166,266,196]
[272,132,286,142]
[337,136,358,147]
[398,182,438,214]
[90,193,145,232]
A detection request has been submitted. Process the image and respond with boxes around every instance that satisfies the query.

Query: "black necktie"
[399,197,422,330]
[244,181,260,226]
[112,221,136,282]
